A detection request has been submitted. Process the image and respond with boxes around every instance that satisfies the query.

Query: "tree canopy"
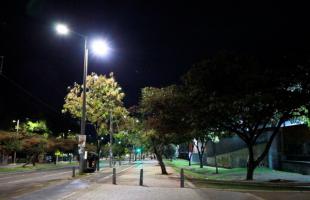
[183,53,310,179]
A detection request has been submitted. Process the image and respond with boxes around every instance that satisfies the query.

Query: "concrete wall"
[207,143,268,168]
[281,160,310,175]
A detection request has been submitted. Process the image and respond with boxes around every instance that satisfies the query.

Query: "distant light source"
[91,39,110,56]
[55,23,70,35]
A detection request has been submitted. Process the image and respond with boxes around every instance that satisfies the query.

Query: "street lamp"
[55,23,111,173]
[12,119,19,164]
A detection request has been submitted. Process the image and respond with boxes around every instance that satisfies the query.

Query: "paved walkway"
[63,160,263,200]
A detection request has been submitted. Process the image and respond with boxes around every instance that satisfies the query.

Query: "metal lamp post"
[12,119,19,164]
[54,23,110,174]
[109,111,113,167]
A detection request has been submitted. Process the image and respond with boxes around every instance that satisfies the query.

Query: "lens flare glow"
[55,24,70,35]
[91,39,110,56]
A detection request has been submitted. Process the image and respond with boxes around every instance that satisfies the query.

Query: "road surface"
[0,161,134,200]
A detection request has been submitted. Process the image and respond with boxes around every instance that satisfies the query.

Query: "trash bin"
[85,151,98,173]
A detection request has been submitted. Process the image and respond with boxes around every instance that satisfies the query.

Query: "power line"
[0,73,60,114]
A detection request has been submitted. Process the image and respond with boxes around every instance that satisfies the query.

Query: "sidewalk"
[63,160,263,200]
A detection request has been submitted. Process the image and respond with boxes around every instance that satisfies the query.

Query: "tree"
[119,115,145,163]
[21,135,47,167]
[3,134,21,164]
[20,120,51,138]
[183,53,310,180]
[163,144,176,160]
[0,130,21,164]
[139,86,190,174]
[63,72,126,133]
[63,72,127,164]
[16,120,51,166]
[192,130,210,168]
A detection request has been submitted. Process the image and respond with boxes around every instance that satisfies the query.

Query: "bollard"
[180,168,184,188]
[113,168,116,184]
[72,167,76,178]
[139,169,143,186]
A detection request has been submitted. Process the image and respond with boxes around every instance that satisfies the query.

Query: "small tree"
[139,86,190,174]
[21,135,47,167]
[63,72,127,165]
[3,134,21,164]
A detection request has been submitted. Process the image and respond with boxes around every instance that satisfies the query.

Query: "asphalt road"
[0,161,135,200]
[0,167,78,199]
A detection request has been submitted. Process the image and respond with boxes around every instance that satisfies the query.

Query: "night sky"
[1,1,310,132]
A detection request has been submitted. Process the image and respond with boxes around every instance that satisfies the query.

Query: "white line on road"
[60,191,77,199]
[100,164,137,181]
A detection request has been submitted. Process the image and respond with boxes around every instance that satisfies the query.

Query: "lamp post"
[55,23,110,173]
[109,110,113,167]
[12,119,19,164]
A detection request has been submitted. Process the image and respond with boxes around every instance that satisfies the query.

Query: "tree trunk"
[1,150,4,164]
[246,163,256,180]
[32,154,37,166]
[23,154,36,167]
[188,150,192,166]
[154,146,168,175]
[195,139,206,168]
[188,142,192,166]
[13,151,16,164]
[246,145,256,180]
[199,153,203,168]
[213,142,218,174]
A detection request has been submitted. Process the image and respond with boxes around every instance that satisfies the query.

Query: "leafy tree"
[119,115,145,162]
[21,135,47,167]
[0,131,21,164]
[19,120,51,138]
[183,53,310,180]
[63,72,127,163]
[63,72,126,132]
[139,86,190,174]
[163,144,176,160]
[3,134,21,164]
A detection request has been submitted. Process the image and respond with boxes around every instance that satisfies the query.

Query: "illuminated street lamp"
[55,24,70,35]
[55,23,111,173]
[12,119,19,164]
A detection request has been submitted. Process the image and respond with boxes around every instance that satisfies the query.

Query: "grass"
[165,159,310,191]
[166,159,294,180]
[0,161,78,173]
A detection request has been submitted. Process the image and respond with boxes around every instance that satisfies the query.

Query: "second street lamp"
[55,23,111,173]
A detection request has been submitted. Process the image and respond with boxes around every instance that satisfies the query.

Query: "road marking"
[100,164,137,181]
[60,191,76,199]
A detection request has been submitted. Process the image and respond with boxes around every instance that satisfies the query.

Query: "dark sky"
[1,1,310,132]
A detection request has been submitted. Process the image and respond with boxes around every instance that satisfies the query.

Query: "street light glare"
[91,39,110,56]
[55,24,70,35]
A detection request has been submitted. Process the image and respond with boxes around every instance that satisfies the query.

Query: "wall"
[207,143,268,168]
[281,160,310,175]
